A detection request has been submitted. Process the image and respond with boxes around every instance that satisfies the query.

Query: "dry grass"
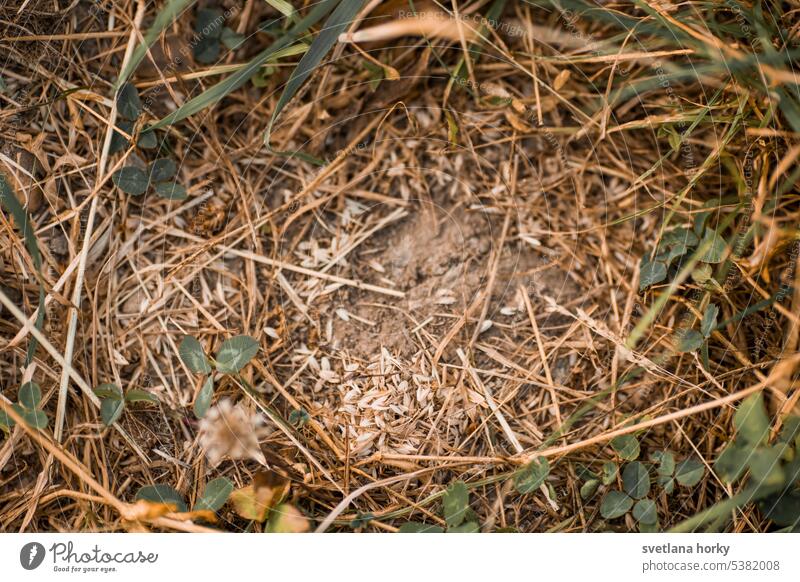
[1,0,799,533]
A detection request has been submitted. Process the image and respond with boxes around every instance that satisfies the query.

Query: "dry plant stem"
[339,15,480,44]
[520,285,562,429]
[0,399,124,513]
[314,467,444,533]
[0,401,214,532]
[239,382,344,493]
[456,349,558,510]
[251,360,344,458]
[168,228,403,297]
[376,379,768,466]
[470,210,511,346]
[54,1,146,444]
[457,348,522,453]
[527,379,763,461]
[0,287,147,460]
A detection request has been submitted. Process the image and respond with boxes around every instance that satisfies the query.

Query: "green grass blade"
[264,0,296,20]
[265,0,366,150]
[448,0,508,86]
[148,0,339,132]
[116,0,197,89]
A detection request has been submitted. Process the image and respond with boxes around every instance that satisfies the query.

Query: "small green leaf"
[655,450,675,476]
[761,491,800,527]
[112,167,149,195]
[195,8,225,38]
[658,475,675,494]
[513,456,550,494]
[602,461,618,485]
[442,481,469,528]
[660,226,698,249]
[714,442,751,484]
[448,521,479,533]
[179,335,212,374]
[147,158,176,183]
[0,409,15,430]
[675,458,705,487]
[221,27,245,50]
[116,82,142,120]
[193,9,225,64]
[21,409,48,430]
[137,129,158,149]
[194,37,221,64]
[136,484,187,513]
[110,120,134,153]
[778,416,800,448]
[18,382,42,409]
[349,512,373,529]
[196,477,234,511]
[611,434,640,461]
[94,383,122,399]
[748,447,785,488]
[214,335,260,373]
[657,227,698,267]
[600,490,633,519]
[575,464,598,482]
[622,462,650,499]
[398,522,444,533]
[735,393,770,446]
[288,408,309,427]
[691,263,713,283]
[194,376,214,419]
[632,498,657,525]
[699,228,728,263]
[100,397,125,426]
[701,304,719,338]
[665,126,681,152]
[694,211,711,235]
[677,329,705,353]
[154,182,187,200]
[639,258,667,290]
[125,389,158,404]
[580,479,600,500]
[252,65,278,87]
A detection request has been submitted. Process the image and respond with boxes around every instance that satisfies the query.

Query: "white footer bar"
[1,533,797,581]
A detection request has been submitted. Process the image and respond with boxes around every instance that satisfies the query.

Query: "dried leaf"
[266,503,309,533]
[553,69,571,91]
[230,471,290,522]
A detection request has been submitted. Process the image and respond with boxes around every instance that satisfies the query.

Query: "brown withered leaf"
[121,499,175,522]
[230,471,290,522]
[553,69,572,91]
[266,503,310,533]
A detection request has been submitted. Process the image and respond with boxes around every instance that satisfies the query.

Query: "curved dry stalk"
[0,286,147,460]
[0,399,214,532]
[339,14,480,44]
[53,1,147,444]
